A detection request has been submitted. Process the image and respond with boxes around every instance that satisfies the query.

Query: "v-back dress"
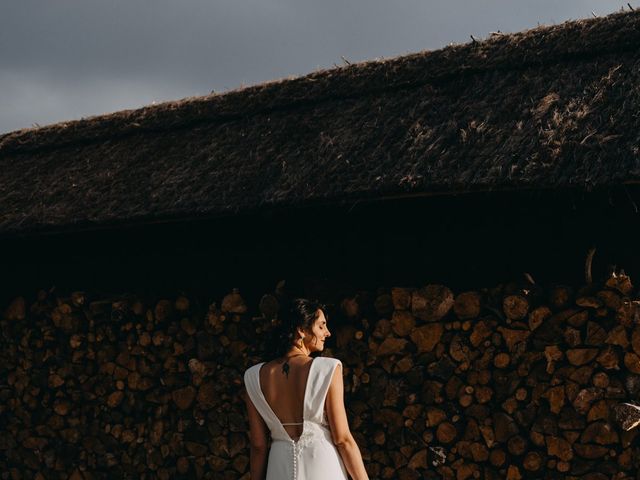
[244,357,349,480]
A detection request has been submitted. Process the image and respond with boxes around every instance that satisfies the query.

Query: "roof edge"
[3,181,640,240]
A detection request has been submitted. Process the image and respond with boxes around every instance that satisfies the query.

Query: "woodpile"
[1,269,640,479]
[0,289,253,480]
[339,271,640,480]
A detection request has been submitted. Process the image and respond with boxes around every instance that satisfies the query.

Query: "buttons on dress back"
[291,439,297,480]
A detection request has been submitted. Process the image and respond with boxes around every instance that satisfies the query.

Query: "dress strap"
[281,422,304,425]
[305,357,342,426]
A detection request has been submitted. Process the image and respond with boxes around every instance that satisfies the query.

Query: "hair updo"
[268,298,328,359]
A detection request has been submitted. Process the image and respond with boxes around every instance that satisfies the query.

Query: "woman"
[243,298,369,480]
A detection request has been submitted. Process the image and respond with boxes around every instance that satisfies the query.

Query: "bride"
[243,298,369,480]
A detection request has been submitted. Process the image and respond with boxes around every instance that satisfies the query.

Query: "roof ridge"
[2,9,639,154]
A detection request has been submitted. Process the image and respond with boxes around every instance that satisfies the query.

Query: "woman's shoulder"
[245,361,266,372]
[243,361,265,383]
[315,356,342,368]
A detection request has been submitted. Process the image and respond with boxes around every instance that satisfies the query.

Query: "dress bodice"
[244,357,348,480]
[243,356,341,443]
[244,357,349,479]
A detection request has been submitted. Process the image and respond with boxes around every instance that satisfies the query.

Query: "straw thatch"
[1,10,640,237]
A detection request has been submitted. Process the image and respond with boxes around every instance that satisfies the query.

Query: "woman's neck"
[285,345,311,357]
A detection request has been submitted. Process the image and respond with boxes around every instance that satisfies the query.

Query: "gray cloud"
[1,0,636,133]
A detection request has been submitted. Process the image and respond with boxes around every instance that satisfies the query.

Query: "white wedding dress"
[244,357,349,480]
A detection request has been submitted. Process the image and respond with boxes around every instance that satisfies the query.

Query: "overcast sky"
[1,0,637,134]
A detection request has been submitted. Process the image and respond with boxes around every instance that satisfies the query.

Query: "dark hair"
[268,298,328,359]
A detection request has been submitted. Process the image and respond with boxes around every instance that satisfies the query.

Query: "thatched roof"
[1,10,640,237]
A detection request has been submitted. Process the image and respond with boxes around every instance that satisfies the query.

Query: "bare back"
[259,356,316,441]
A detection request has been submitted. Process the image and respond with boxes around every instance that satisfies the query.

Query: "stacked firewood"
[0,288,255,480]
[334,271,640,480]
[1,270,640,479]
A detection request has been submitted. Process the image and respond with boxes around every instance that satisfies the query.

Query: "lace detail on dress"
[295,425,316,452]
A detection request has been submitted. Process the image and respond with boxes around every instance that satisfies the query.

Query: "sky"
[1,0,638,134]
